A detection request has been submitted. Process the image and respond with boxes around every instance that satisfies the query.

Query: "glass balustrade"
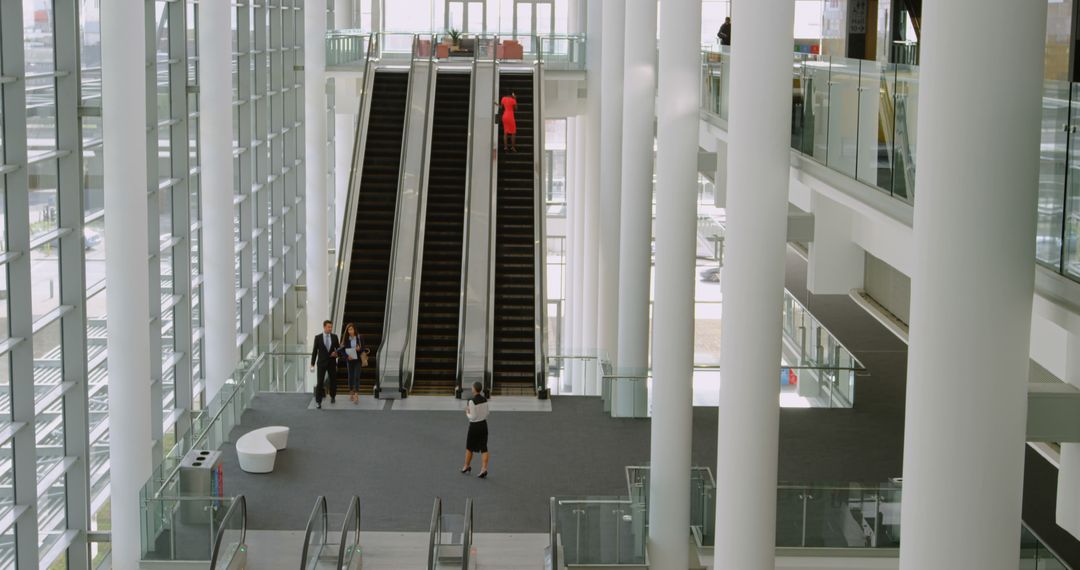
[326,30,369,68]
[551,497,647,566]
[704,49,1080,284]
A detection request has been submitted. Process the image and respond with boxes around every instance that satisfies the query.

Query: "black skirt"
[466,420,488,453]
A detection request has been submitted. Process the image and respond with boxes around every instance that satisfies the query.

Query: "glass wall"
[0,0,313,566]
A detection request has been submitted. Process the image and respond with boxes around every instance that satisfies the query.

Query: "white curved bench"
[236,426,289,474]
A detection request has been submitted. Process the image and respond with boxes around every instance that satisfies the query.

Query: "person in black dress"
[461,381,490,478]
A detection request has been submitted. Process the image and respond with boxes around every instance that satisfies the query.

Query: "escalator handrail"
[532,41,549,395]
[462,498,475,569]
[549,497,558,570]
[378,33,421,384]
[209,495,247,570]
[336,495,361,570]
[454,37,492,393]
[330,32,377,329]
[300,495,329,568]
[427,497,443,570]
[483,61,502,395]
[397,34,440,394]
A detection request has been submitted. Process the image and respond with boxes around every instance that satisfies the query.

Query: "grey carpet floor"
[219,247,910,534]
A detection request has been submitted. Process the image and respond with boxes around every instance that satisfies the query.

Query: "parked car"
[83,228,103,250]
[699,266,720,282]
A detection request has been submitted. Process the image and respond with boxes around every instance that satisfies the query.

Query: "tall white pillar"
[334,112,354,247]
[582,0,602,381]
[647,0,700,567]
[713,1,794,568]
[899,1,1046,569]
[101,0,152,565]
[306,0,330,336]
[572,117,588,393]
[199,0,238,399]
[333,0,355,247]
[596,0,625,366]
[564,119,578,360]
[335,0,353,28]
[615,0,656,375]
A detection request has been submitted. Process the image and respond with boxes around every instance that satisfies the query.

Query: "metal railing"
[395,34,440,395]
[462,498,475,569]
[209,496,247,570]
[426,497,442,570]
[532,51,549,398]
[337,496,363,569]
[377,33,421,392]
[300,496,329,569]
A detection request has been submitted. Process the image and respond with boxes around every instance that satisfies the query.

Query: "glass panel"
[1064,83,1080,278]
[825,58,859,178]
[31,239,61,320]
[803,58,831,162]
[33,318,63,400]
[0,353,10,421]
[890,63,919,201]
[1040,81,1071,269]
[29,159,58,241]
[856,60,894,191]
[0,265,9,346]
[85,217,106,291]
[83,143,105,218]
[0,440,13,515]
[38,476,68,557]
[25,79,58,158]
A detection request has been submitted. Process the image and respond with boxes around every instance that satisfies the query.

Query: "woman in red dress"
[500,91,517,152]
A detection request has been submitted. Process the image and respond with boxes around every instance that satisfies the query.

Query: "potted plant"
[448,28,462,51]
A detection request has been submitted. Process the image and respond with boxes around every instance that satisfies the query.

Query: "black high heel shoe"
[477,471,488,479]
[460,466,472,474]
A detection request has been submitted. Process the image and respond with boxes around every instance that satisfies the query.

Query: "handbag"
[360,349,370,367]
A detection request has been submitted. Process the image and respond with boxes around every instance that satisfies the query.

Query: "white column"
[615,0,656,375]
[713,0,794,568]
[899,1,1046,569]
[335,0,353,28]
[647,0,700,567]
[333,0,355,246]
[572,117,588,393]
[806,193,864,295]
[596,0,625,366]
[334,112,354,247]
[564,119,578,360]
[306,0,330,337]
[582,0,602,384]
[199,0,238,399]
[101,0,152,565]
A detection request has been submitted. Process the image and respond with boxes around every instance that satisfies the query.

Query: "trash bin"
[179,449,223,524]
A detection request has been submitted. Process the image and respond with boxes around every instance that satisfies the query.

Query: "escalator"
[342,71,410,395]
[491,71,538,395]
[412,72,472,395]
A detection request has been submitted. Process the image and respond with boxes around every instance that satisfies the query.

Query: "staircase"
[341,71,409,395]
[412,72,472,396]
[491,71,538,396]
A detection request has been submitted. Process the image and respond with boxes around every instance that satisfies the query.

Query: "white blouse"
[466,397,490,423]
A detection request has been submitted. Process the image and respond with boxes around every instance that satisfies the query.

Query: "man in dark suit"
[310,320,341,409]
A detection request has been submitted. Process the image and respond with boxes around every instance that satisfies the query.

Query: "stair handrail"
[462,498,475,569]
[532,38,549,397]
[397,34,440,395]
[209,495,247,570]
[483,60,502,395]
[300,495,329,569]
[330,32,377,330]
[377,33,422,390]
[549,497,559,570]
[427,497,443,570]
[336,496,361,569]
[454,37,490,395]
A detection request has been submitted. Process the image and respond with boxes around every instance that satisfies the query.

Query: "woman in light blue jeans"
[341,323,365,403]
